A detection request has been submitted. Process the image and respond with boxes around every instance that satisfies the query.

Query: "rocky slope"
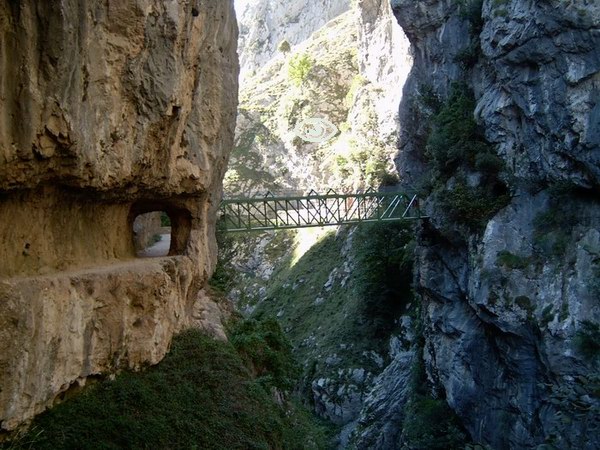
[228,0,411,196]
[353,0,600,449]
[237,0,351,80]
[0,0,238,434]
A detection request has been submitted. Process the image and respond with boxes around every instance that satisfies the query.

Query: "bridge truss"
[219,190,426,232]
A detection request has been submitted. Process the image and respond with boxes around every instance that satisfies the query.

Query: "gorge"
[0,0,599,449]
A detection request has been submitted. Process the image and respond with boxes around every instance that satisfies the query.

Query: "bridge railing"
[219,190,426,232]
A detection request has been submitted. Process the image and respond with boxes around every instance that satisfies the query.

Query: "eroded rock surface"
[353,1,600,449]
[0,0,238,433]
[236,0,351,79]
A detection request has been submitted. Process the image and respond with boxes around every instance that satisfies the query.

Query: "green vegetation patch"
[532,182,585,260]
[541,305,555,327]
[401,320,469,449]
[457,0,485,35]
[439,179,510,231]
[230,318,299,391]
[514,295,535,315]
[424,84,510,232]
[426,86,501,179]
[496,250,530,270]
[4,326,332,450]
[248,222,414,382]
[575,321,600,362]
[160,212,171,227]
[288,53,314,86]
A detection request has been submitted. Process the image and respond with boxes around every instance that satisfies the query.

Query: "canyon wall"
[355,0,600,448]
[237,0,351,79]
[0,0,238,433]
[229,0,412,196]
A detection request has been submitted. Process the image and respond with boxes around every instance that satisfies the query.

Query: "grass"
[248,222,415,382]
[2,326,333,450]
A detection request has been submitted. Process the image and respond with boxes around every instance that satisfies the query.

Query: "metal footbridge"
[219,189,426,232]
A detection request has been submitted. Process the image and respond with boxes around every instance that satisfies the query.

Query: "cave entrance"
[130,203,191,258]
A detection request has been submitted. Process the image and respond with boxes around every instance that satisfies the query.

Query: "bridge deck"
[220,190,426,232]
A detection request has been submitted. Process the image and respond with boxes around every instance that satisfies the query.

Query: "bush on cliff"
[3,323,332,450]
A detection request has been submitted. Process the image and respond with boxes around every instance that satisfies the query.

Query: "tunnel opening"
[130,202,192,258]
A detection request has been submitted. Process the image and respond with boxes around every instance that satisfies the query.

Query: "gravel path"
[138,234,171,258]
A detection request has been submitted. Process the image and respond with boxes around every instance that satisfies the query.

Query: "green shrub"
[402,318,469,450]
[353,222,415,340]
[454,41,480,69]
[457,0,485,35]
[496,250,530,270]
[425,84,503,183]
[417,83,442,112]
[424,84,510,232]
[288,53,313,86]
[403,397,469,450]
[514,296,534,314]
[439,179,510,230]
[278,39,291,54]
[590,264,600,298]
[3,328,332,450]
[474,152,504,175]
[209,216,236,292]
[344,74,368,107]
[575,321,600,362]
[531,182,599,261]
[559,302,570,322]
[160,212,171,227]
[229,318,299,391]
[379,172,400,187]
[541,305,554,327]
[532,185,580,259]
[425,86,480,176]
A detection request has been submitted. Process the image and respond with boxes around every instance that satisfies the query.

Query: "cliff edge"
[0,0,238,433]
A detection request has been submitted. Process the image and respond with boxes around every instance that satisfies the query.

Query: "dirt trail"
[138,234,171,258]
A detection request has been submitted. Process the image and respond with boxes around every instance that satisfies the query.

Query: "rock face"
[354,0,600,449]
[356,0,411,150]
[0,0,238,433]
[228,0,411,196]
[236,0,351,79]
[229,10,363,195]
[133,212,163,252]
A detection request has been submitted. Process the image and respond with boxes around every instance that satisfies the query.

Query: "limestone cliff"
[354,0,600,448]
[228,0,411,197]
[0,0,238,433]
[236,0,351,80]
